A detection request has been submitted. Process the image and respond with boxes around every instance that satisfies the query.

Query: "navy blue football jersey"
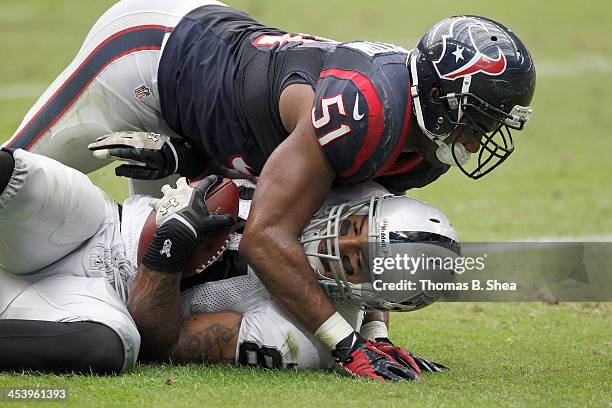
[310,41,416,184]
[158,4,448,189]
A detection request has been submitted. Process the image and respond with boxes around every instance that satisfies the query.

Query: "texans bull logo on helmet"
[432,19,507,80]
[409,14,536,179]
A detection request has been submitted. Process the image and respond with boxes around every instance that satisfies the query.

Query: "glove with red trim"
[331,333,421,381]
[374,337,448,373]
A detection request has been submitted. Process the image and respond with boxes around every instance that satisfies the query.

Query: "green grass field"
[0,0,610,406]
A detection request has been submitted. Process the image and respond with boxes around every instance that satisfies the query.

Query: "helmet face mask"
[409,15,536,179]
[301,195,460,312]
[301,197,374,305]
[441,95,518,178]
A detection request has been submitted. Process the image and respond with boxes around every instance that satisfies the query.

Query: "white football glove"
[142,175,234,273]
[88,131,206,180]
[152,176,235,238]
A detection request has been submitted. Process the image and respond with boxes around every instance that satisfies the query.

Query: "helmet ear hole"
[430,87,441,103]
[491,35,498,41]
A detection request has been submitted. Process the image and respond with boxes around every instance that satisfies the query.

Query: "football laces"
[194,235,232,274]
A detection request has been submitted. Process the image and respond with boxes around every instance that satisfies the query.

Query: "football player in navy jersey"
[4,0,535,381]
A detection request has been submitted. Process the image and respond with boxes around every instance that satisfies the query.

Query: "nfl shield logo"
[134,84,152,101]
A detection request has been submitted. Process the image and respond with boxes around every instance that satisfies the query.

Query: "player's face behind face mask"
[316,214,369,284]
[301,198,375,307]
[302,195,459,311]
[434,103,515,178]
[412,88,514,179]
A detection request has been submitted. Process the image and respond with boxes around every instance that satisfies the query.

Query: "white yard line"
[0,83,47,101]
[518,234,612,242]
[537,55,612,77]
[0,3,37,24]
[2,55,611,102]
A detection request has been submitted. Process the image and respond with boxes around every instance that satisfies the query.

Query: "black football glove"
[371,338,421,374]
[374,337,448,373]
[142,175,235,273]
[88,131,206,179]
[331,332,421,381]
[411,354,448,373]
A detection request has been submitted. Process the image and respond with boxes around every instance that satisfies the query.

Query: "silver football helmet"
[301,194,460,311]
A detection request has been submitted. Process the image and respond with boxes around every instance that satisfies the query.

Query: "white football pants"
[3,0,224,196]
[0,149,139,372]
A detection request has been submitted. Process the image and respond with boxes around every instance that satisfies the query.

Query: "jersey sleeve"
[310,69,383,184]
[311,67,410,184]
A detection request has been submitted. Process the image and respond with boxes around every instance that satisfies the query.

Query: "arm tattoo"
[128,266,182,362]
[171,313,241,364]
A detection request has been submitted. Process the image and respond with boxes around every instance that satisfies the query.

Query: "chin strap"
[435,142,471,166]
[409,54,434,141]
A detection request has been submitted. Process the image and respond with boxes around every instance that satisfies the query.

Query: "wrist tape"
[142,219,196,273]
[360,321,388,342]
[314,311,355,350]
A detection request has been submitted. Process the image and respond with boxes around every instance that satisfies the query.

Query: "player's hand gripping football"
[331,332,421,381]
[373,338,448,373]
[142,176,235,273]
[88,131,206,180]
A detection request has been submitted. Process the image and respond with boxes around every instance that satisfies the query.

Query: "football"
[137,178,240,277]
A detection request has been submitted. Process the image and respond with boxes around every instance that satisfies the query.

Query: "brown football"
[137,178,239,277]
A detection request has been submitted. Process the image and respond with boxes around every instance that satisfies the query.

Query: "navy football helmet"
[408,15,536,179]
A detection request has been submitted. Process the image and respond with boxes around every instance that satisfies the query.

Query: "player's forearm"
[127,266,182,362]
[241,109,343,334]
[363,310,389,326]
[241,230,336,332]
[170,312,242,364]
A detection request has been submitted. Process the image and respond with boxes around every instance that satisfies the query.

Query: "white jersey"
[0,149,387,371]
[172,180,388,369]
[119,190,364,368]
[120,194,157,289]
